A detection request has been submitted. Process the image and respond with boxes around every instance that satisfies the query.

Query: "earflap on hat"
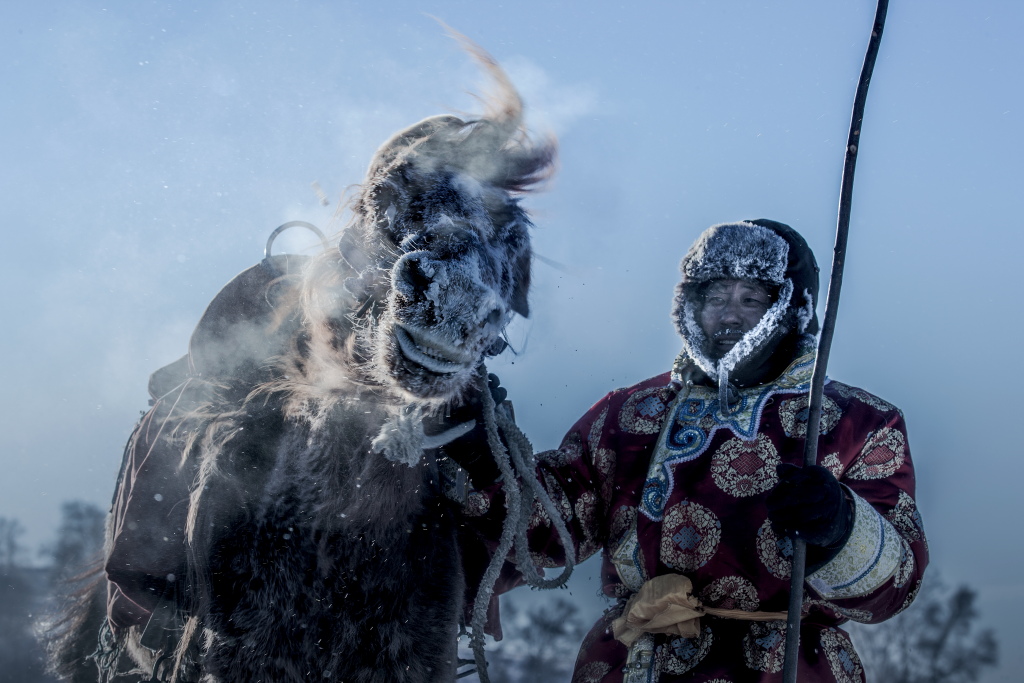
[745,219,820,335]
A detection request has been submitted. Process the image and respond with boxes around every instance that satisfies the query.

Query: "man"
[451,219,928,682]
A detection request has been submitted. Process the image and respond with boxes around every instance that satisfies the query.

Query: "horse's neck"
[259,400,432,536]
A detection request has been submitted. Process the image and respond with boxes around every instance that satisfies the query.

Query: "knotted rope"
[466,365,577,682]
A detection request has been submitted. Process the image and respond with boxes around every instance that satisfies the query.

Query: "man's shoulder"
[825,380,903,417]
[567,372,673,439]
[609,372,673,400]
[591,372,673,419]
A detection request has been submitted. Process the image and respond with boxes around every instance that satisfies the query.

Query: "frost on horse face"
[368,165,530,401]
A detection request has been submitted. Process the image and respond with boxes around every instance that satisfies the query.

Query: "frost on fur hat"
[680,221,789,285]
[671,219,820,391]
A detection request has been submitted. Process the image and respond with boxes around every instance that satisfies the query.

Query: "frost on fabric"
[796,287,815,334]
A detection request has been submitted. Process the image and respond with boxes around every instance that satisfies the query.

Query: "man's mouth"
[713,328,745,344]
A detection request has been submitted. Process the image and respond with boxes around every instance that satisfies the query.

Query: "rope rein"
[466,366,577,682]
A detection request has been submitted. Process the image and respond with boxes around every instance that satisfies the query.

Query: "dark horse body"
[46,40,553,683]
[194,400,465,682]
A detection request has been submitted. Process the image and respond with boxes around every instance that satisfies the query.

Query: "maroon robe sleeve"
[459,391,624,568]
[460,376,669,573]
[805,390,929,623]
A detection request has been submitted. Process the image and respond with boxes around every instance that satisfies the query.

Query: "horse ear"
[510,250,531,317]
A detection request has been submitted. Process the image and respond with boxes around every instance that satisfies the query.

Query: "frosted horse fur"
[47,45,553,683]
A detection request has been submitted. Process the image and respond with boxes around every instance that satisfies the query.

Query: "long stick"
[781,2,890,682]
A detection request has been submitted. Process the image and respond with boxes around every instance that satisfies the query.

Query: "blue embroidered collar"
[641,346,819,522]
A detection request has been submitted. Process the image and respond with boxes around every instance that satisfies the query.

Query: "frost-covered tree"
[0,516,53,682]
[40,502,113,683]
[43,501,105,581]
[484,596,589,683]
[849,577,998,683]
[0,516,26,568]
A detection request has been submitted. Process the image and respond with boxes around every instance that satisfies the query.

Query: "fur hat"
[672,219,819,394]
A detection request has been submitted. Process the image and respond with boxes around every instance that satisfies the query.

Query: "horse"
[45,37,570,683]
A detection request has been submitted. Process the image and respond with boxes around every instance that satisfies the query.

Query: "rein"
[464,365,577,682]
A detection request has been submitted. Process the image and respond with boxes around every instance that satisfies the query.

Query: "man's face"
[697,279,773,360]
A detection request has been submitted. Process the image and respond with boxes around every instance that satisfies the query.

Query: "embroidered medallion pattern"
[610,505,636,544]
[620,387,670,435]
[540,431,583,468]
[573,661,612,683]
[594,447,616,503]
[656,626,713,675]
[700,575,760,611]
[846,427,906,480]
[742,621,786,673]
[884,490,926,544]
[710,433,780,498]
[893,539,915,588]
[756,518,793,580]
[589,405,609,453]
[893,580,923,617]
[821,452,844,479]
[462,491,490,517]
[821,628,865,683]
[832,381,899,415]
[529,471,573,531]
[575,491,601,560]
[660,500,721,572]
[778,394,842,438]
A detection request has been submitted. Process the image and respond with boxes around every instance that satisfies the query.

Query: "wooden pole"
[781,2,890,682]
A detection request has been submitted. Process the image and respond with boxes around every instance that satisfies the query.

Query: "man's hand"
[766,464,853,549]
[485,373,507,406]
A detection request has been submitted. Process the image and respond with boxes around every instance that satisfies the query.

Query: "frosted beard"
[678,278,795,413]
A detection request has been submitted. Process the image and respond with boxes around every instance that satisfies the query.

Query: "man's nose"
[719,299,743,326]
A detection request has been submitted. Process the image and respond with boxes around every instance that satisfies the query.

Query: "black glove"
[424,374,507,487]
[766,464,853,551]
[485,372,507,406]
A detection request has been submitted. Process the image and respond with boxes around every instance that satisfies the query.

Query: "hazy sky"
[2,1,1021,680]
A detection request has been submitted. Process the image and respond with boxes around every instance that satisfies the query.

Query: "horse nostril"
[398,256,433,297]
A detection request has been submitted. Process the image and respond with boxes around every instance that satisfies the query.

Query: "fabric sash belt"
[611,574,789,647]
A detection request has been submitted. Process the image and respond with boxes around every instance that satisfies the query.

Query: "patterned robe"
[465,348,928,682]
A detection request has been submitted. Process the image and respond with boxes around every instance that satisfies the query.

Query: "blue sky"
[2,1,1021,680]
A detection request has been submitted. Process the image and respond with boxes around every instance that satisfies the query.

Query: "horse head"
[302,46,554,406]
